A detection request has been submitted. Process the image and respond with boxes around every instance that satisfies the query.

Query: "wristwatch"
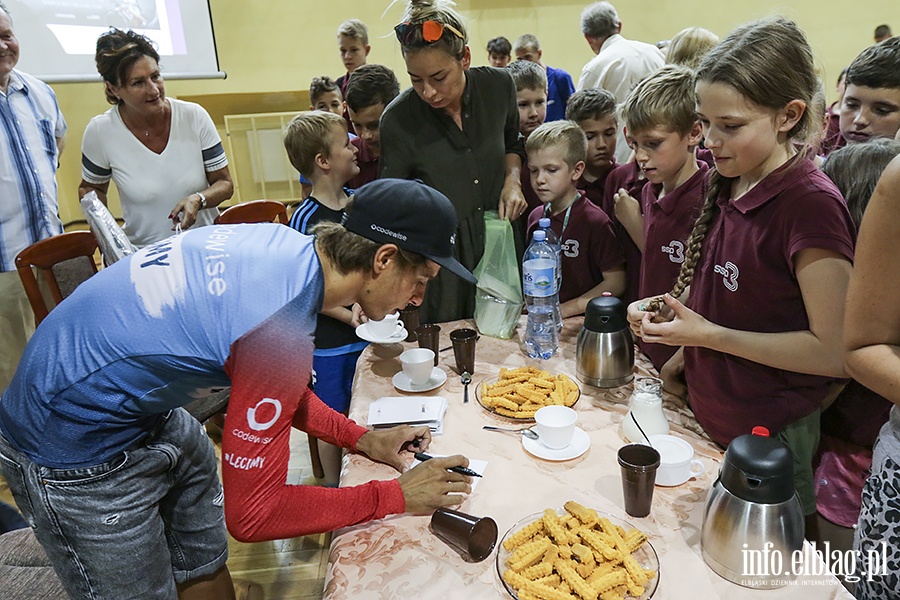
[195,191,208,210]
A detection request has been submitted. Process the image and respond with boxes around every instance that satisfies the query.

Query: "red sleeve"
[221,316,406,543]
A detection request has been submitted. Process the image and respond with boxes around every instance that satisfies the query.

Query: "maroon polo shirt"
[696,147,715,169]
[526,193,625,304]
[347,136,378,189]
[820,105,846,157]
[577,161,618,208]
[520,155,542,220]
[601,162,648,305]
[683,158,855,446]
[637,161,710,370]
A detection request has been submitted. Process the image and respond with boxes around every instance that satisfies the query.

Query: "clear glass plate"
[496,508,659,599]
[475,375,580,422]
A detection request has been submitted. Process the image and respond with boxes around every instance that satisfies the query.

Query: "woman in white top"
[79,29,233,247]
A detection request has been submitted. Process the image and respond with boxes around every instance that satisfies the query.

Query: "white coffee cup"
[400,348,435,385]
[534,406,578,450]
[368,312,404,338]
[647,434,705,486]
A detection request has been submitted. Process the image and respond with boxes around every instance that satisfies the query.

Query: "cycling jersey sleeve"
[220,307,405,542]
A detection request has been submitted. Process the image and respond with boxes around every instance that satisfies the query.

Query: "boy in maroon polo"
[617,65,709,371]
[345,65,401,189]
[566,88,619,207]
[508,59,549,220]
[839,37,900,146]
[525,121,625,317]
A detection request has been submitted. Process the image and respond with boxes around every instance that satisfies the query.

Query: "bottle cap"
[751,426,770,437]
[533,230,546,242]
[539,217,551,228]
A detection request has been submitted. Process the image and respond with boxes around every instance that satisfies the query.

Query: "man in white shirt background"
[0,1,67,391]
[577,1,664,163]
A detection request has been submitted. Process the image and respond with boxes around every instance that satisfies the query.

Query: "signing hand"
[397,454,472,514]
[635,294,713,348]
[169,195,203,230]
[356,426,431,472]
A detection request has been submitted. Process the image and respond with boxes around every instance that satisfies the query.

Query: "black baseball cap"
[342,179,477,284]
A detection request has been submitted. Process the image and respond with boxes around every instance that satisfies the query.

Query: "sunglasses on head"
[394,20,464,46]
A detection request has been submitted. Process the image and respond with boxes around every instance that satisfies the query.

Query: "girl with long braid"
[627,17,855,530]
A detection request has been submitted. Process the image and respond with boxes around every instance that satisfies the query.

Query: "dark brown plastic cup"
[416,324,441,366]
[400,304,420,342]
[449,328,477,375]
[618,444,660,518]
[430,508,498,562]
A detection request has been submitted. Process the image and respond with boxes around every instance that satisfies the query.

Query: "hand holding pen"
[414,453,481,477]
[397,454,473,514]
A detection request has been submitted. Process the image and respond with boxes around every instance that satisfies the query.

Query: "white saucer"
[522,427,590,461]
[356,323,408,344]
[392,368,447,393]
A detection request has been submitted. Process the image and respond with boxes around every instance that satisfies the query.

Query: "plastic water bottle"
[538,217,563,331]
[523,230,560,359]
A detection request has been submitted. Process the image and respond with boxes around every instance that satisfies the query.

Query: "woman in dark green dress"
[380,0,526,323]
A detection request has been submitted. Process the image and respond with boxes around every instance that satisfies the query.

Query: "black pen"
[414,452,482,477]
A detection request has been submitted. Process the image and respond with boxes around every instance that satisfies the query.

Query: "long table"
[323,318,852,599]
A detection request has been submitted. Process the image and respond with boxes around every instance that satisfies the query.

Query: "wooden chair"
[214,200,289,225]
[15,231,99,325]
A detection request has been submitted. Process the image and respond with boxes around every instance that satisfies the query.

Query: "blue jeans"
[0,408,228,599]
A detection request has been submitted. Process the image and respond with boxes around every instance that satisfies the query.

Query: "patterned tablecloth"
[323,317,852,599]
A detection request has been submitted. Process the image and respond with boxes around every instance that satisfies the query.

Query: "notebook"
[367,396,448,435]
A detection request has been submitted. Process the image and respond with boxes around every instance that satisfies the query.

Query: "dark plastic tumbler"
[618,443,660,518]
[400,304,420,342]
[449,328,477,375]
[430,508,498,562]
[416,324,441,366]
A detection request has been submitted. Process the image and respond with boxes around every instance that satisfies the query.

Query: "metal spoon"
[482,425,539,440]
[461,371,471,403]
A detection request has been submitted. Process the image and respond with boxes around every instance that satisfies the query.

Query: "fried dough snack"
[481,366,578,418]
[502,502,657,600]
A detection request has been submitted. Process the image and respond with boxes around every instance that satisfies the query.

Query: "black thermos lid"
[719,428,795,504]
[583,295,628,333]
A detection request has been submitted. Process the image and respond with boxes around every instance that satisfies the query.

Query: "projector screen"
[9,0,223,83]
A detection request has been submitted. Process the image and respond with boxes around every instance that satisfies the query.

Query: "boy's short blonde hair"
[507,59,547,93]
[620,64,697,136]
[525,120,588,168]
[337,19,368,45]
[513,33,541,54]
[283,111,346,179]
[665,27,719,69]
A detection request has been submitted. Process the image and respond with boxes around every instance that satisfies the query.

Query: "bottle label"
[523,258,557,297]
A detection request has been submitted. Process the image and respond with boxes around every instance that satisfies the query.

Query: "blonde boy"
[616,64,708,370]
[525,121,625,317]
[508,59,548,217]
[507,59,548,138]
[513,33,575,122]
[336,19,370,95]
[283,111,362,484]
